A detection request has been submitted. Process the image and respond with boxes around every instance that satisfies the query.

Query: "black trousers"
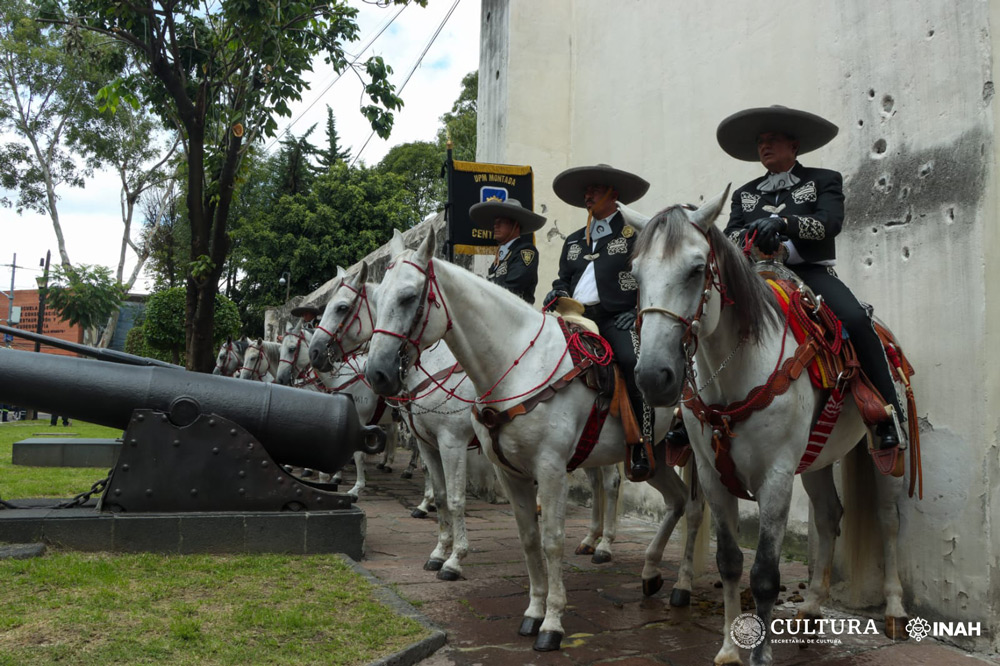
[584,304,650,437]
[790,264,902,418]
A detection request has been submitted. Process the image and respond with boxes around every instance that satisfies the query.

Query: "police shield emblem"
[520,249,536,266]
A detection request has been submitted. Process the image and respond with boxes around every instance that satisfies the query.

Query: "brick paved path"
[355,451,997,665]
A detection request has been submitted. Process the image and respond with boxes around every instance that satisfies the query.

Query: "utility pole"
[34,251,51,354]
[2,252,13,326]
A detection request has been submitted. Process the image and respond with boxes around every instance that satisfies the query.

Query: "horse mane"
[632,206,782,345]
[233,339,248,355]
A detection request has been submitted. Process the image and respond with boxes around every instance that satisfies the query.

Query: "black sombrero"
[468,198,546,234]
[290,302,324,318]
[552,164,650,208]
[716,105,839,161]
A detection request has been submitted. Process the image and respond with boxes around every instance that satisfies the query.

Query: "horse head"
[276,320,311,385]
[631,186,732,406]
[366,226,444,397]
[308,262,373,371]
[238,338,269,381]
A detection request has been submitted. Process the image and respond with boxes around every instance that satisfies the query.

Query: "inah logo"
[906,617,932,641]
[731,612,766,649]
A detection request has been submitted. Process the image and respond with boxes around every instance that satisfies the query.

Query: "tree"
[43,263,126,345]
[378,140,445,221]
[275,126,319,196]
[436,71,477,161]
[45,0,423,372]
[143,287,240,365]
[229,161,418,336]
[0,0,119,266]
[317,105,351,169]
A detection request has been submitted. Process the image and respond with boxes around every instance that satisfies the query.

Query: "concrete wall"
[480,0,997,651]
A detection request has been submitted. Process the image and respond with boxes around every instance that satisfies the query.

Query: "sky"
[1,0,480,295]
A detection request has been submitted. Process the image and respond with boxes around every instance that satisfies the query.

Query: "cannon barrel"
[0,348,381,473]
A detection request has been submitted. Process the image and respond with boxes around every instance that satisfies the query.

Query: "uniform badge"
[520,249,535,266]
[622,225,635,238]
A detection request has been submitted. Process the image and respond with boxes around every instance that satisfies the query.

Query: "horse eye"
[690,264,706,280]
[335,303,349,314]
[399,292,417,306]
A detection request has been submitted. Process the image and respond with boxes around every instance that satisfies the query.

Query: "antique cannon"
[0,347,384,513]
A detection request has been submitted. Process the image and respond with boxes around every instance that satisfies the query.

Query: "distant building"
[6,289,83,355]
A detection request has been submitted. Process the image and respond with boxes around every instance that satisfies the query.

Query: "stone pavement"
[355,450,998,666]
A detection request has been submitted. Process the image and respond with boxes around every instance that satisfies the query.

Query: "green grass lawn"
[0,420,432,665]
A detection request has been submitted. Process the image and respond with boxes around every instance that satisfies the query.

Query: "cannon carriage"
[0,328,384,556]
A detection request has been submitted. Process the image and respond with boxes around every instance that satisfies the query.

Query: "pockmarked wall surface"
[479,0,998,651]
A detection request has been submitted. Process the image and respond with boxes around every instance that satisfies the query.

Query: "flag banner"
[448,160,534,256]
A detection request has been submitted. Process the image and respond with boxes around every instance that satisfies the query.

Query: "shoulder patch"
[622,225,635,238]
[520,249,536,266]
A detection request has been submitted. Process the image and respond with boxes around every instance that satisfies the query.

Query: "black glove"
[614,310,637,330]
[746,216,787,254]
[543,289,569,312]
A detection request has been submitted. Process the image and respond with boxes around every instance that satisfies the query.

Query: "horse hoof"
[428,504,437,513]
[437,568,461,581]
[575,543,596,556]
[885,616,909,640]
[533,630,562,652]
[411,508,428,519]
[348,494,359,504]
[401,470,412,479]
[518,617,542,637]
[669,588,691,607]
[424,558,444,572]
[642,574,664,597]
[591,551,612,565]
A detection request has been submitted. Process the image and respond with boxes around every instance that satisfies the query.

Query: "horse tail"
[683,461,711,577]
[839,438,882,607]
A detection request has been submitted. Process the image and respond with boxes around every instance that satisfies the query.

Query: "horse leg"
[710,489,745,666]
[436,432,470,581]
[592,464,621,564]
[378,423,397,473]
[747,478,795,666]
[575,467,603,558]
[798,467,843,625]
[402,430,419,479]
[345,450,366,498]
[418,442,453,572]
[641,463,689,603]
[497,470,548,641]
[874,470,908,638]
[675,462,707,607]
[533,468,570,651]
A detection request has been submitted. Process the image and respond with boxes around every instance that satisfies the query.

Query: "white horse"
[307,262,626,580]
[630,188,909,666]
[238,338,281,382]
[212,337,247,377]
[362,228,706,651]
[274,319,396,498]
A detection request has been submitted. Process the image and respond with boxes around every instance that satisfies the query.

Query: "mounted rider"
[469,197,545,304]
[717,104,903,453]
[544,163,653,480]
[291,302,323,330]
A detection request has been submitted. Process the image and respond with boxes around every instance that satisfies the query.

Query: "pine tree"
[317,106,351,169]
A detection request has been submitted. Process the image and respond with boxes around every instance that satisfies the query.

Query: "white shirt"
[571,213,615,305]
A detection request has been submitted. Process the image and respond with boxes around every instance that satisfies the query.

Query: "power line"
[265,1,411,153]
[350,0,462,167]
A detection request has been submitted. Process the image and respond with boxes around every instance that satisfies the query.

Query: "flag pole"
[444,132,455,262]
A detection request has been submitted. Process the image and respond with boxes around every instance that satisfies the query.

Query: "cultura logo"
[906,617,931,641]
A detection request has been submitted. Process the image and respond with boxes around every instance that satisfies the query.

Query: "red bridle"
[314,282,376,362]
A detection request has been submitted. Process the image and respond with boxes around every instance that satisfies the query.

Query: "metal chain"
[55,471,112,509]
[689,337,747,397]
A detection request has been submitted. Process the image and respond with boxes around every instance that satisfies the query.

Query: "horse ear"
[389,228,406,258]
[417,226,436,264]
[356,260,368,284]
[689,184,732,233]
[617,201,651,231]
[336,265,348,279]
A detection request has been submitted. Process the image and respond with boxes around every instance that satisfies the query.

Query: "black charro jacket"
[723,162,844,264]
[488,235,539,305]
[552,211,638,314]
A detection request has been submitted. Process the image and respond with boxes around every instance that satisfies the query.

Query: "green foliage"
[42,263,126,333]
[317,106,351,168]
[378,140,445,220]
[143,287,240,355]
[229,162,418,335]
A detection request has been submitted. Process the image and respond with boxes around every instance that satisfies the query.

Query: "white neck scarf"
[757,170,800,193]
